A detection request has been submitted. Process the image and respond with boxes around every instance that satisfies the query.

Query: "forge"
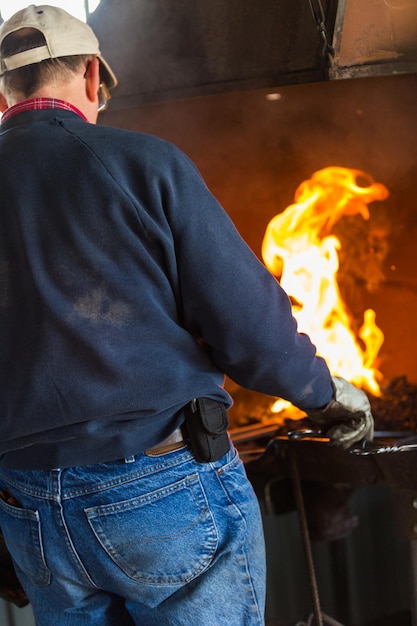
[104,69,417,389]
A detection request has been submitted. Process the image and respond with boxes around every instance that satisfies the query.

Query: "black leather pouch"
[185,398,230,462]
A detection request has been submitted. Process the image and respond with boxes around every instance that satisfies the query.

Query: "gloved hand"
[306,376,374,449]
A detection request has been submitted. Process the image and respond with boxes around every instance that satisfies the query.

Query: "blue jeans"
[0,443,266,625]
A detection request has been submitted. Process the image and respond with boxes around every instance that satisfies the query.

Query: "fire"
[262,166,389,397]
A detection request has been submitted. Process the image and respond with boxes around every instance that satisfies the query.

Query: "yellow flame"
[262,167,389,396]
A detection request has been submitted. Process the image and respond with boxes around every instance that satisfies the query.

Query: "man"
[0,5,373,625]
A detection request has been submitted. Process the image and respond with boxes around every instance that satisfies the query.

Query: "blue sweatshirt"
[0,109,333,468]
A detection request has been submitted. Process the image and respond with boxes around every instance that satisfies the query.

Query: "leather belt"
[144,426,187,457]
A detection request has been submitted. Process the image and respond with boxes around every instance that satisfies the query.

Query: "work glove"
[306,376,374,449]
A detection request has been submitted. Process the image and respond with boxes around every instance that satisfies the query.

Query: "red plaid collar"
[1,98,88,124]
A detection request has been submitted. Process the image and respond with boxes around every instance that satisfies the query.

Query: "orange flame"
[262,167,389,397]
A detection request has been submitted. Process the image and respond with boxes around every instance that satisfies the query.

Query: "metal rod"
[409,540,417,626]
[289,448,323,626]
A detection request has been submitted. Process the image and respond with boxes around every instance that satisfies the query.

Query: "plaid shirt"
[1,98,87,123]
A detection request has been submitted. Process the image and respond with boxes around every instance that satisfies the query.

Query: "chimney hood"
[89,0,417,110]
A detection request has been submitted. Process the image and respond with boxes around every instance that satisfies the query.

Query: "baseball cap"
[0,4,117,89]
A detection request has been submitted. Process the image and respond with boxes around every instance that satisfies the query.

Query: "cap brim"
[98,55,117,89]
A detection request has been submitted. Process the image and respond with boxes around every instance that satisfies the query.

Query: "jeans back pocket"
[0,498,50,586]
[85,473,218,586]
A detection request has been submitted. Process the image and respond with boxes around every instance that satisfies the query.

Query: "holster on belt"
[185,398,230,463]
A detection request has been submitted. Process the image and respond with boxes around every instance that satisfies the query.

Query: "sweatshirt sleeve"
[158,144,334,410]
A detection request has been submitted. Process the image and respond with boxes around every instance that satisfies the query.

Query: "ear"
[84,56,100,104]
[0,92,9,113]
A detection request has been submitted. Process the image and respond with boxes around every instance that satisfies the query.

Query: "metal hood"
[86,0,417,109]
